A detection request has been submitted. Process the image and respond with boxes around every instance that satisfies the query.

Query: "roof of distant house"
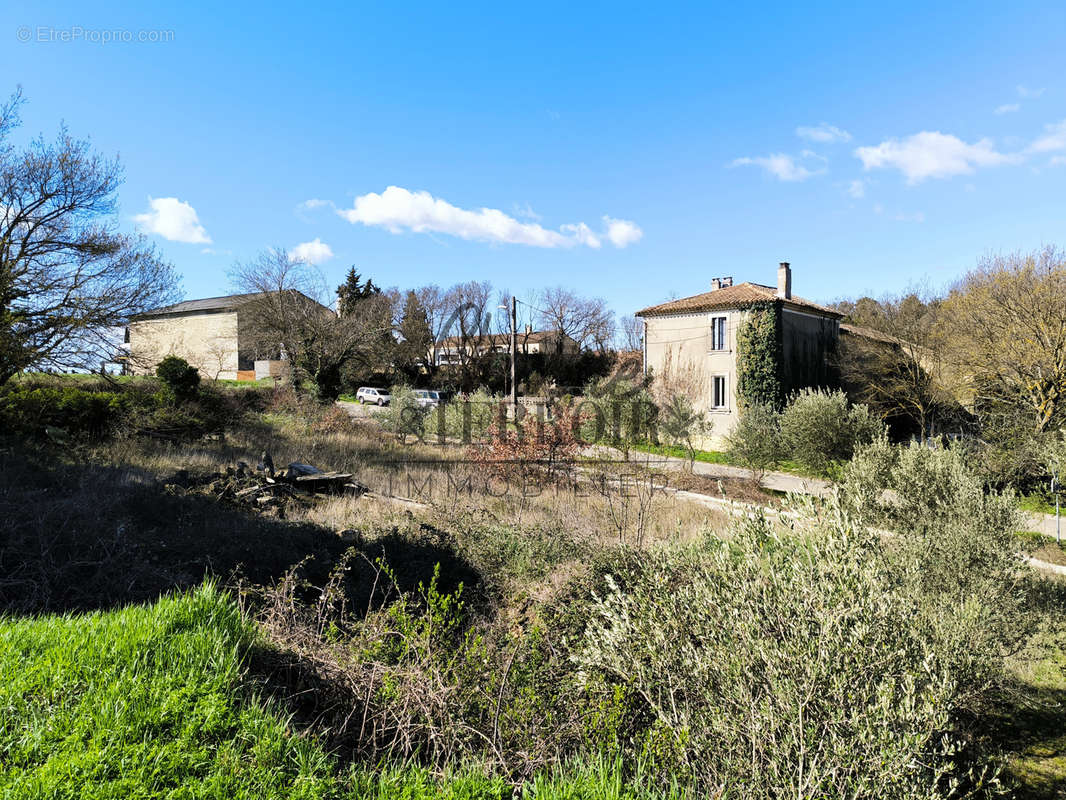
[839,322,903,345]
[134,291,328,319]
[635,282,842,318]
[436,329,576,347]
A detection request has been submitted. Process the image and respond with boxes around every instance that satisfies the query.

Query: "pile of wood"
[187,450,368,516]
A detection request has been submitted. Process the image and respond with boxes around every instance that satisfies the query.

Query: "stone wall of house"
[128,311,240,380]
[643,310,741,446]
[643,306,841,449]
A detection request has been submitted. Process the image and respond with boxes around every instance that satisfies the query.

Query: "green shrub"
[380,384,428,440]
[725,402,782,481]
[779,387,884,474]
[580,376,658,448]
[441,388,500,442]
[573,516,1009,797]
[155,355,201,401]
[840,439,1029,700]
[0,384,126,437]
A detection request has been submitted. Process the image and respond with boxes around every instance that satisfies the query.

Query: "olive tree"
[0,89,179,382]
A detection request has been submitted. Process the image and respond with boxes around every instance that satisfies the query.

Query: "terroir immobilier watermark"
[16,26,175,44]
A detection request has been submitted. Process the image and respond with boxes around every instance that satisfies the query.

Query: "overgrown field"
[1,386,1065,798]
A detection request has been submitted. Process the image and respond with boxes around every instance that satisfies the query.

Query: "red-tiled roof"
[636,282,842,318]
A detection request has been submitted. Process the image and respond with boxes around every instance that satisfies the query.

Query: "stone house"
[636,263,842,444]
[126,292,309,381]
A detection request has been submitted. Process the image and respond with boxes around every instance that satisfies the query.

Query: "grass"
[5,392,1065,798]
[0,584,687,799]
[1019,493,1062,517]
[630,441,730,464]
[0,584,336,799]
[993,589,1066,799]
[628,441,827,479]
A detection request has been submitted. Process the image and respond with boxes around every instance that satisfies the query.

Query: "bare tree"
[440,280,493,375]
[0,89,179,382]
[835,290,949,438]
[536,286,615,353]
[619,315,643,352]
[940,247,1066,433]
[231,249,393,400]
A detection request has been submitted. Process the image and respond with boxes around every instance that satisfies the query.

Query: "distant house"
[636,263,842,443]
[126,292,324,381]
[432,328,580,366]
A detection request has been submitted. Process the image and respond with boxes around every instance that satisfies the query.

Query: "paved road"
[585,445,834,497]
[1023,511,1065,542]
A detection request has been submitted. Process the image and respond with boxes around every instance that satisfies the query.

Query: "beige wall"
[128,311,240,380]
[643,310,741,446]
[644,307,842,448]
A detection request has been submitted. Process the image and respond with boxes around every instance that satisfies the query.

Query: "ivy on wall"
[736,301,784,410]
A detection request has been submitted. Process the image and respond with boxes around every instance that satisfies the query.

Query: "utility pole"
[510,295,517,413]
[1054,472,1061,546]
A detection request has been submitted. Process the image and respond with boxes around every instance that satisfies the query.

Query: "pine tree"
[336,266,381,317]
[397,290,433,378]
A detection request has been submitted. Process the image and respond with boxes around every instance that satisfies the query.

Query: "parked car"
[356,387,391,406]
[412,389,441,409]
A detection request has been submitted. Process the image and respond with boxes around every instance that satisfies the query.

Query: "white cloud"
[1050,155,1066,167]
[1018,85,1045,99]
[134,197,211,244]
[729,152,826,182]
[288,238,334,265]
[1029,119,1066,153]
[994,103,1021,115]
[298,198,328,210]
[603,216,643,247]
[893,211,925,223]
[513,202,541,221]
[847,179,866,198]
[795,123,851,143]
[854,132,1017,183]
[335,186,641,249]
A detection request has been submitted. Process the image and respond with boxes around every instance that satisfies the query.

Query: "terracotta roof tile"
[635,282,842,318]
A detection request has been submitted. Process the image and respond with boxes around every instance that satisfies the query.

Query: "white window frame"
[711,374,728,410]
[710,315,728,351]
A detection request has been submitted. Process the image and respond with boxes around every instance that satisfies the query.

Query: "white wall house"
[636,263,842,446]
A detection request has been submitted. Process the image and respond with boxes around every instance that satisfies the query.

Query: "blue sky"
[2,1,1064,320]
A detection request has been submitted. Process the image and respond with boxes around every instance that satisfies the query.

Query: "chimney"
[721,276,733,288]
[711,278,721,291]
[777,262,791,300]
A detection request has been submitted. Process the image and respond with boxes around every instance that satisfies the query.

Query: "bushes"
[840,439,1029,700]
[0,373,266,442]
[779,387,885,474]
[470,402,583,482]
[155,355,201,401]
[380,384,427,440]
[0,384,127,437]
[723,390,883,477]
[724,402,782,481]
[573,513,1014,797]
[442,388,499,442]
